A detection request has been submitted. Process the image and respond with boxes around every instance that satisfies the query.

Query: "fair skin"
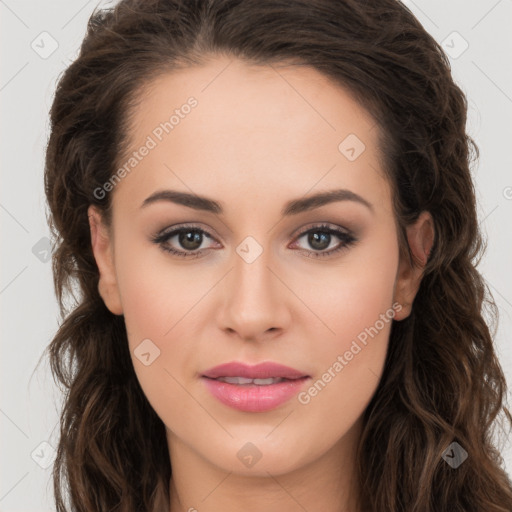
[88,56,434,512]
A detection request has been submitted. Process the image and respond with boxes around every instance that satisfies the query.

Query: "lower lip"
[201,376,310,412]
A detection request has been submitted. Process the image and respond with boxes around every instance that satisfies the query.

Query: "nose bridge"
[232,234,277,306]
[218,233,289,337]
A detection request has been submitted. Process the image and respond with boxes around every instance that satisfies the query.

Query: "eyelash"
[151,223,358,259]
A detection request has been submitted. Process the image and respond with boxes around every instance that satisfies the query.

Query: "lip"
[202,361,308,380]
[201,362,310,412]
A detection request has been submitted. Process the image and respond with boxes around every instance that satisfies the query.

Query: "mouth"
[201,362,310,412]
[203,375,306,385]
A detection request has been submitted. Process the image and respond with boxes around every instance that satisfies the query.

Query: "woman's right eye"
[151,225,219,258]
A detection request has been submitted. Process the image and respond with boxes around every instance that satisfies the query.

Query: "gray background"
[1,0,511,510]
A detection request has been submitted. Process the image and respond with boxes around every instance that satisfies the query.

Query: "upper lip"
[202,362,309,380]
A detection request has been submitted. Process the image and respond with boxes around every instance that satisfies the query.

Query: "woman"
[44,0,512,510]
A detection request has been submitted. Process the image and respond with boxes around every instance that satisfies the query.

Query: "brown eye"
[306,231,331,251]
[177,230,204,251]
[151,225,218,258]
[291,224,358,259]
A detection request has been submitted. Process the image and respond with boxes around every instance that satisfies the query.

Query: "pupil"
[180,231,202,250]
[309,231,330,250]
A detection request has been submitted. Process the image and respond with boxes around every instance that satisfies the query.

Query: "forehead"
[113,56,391,217]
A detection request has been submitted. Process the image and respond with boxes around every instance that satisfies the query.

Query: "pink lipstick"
[201,362,310,412]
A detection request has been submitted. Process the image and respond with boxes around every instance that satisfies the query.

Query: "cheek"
[294,233,399,432]
[112,237,220,412]
[113,235,203,343]
[114,254,199,424]
[295,228,399,356]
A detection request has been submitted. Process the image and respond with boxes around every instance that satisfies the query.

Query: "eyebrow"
[141,188,374,216]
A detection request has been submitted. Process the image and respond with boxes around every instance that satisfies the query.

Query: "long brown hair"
[43,0,512,510]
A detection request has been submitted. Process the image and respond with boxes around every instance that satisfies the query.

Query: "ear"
[88,205,123,315]
[393,211,434,321]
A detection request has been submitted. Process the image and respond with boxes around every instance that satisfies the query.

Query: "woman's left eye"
[291,223,358,258]
[151,223,357,259]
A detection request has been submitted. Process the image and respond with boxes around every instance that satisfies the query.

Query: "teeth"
[216,376,285,385]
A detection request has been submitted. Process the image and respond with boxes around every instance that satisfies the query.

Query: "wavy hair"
[43,0,512,510]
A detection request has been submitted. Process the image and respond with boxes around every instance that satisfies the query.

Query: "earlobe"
[393,211,434,321]
[88,205,123,315]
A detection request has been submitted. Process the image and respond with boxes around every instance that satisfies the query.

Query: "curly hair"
[43,0,512,510]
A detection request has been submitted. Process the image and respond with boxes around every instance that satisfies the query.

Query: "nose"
[217,239,292,342]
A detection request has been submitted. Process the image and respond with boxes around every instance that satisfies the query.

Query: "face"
[89,56,432,478]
